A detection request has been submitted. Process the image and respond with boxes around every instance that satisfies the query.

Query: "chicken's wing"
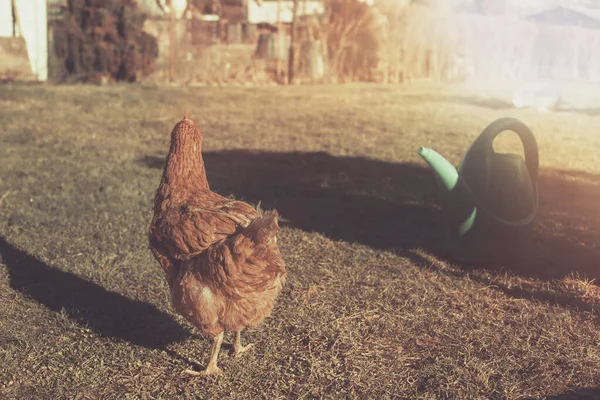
[152,193,257,261]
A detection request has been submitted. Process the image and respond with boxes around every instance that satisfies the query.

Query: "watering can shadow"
[418,117,539,264]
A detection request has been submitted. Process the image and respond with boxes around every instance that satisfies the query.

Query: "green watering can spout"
[418,147,459,192]
[418,146,477,237]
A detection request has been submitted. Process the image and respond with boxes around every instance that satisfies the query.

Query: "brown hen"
[149,113,286,376]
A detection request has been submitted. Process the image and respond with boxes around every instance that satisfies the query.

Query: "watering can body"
[419,117,539,264]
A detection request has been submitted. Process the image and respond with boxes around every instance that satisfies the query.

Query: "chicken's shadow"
[0,237,188,348]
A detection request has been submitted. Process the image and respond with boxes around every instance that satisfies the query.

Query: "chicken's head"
[161,111,209,190]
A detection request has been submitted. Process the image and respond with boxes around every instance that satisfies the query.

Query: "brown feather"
[148,116,286,341]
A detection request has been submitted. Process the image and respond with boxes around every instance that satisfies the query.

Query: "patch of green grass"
[0,82,600,399]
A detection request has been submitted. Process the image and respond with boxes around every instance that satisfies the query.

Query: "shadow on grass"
[459,167,600,280]
[531,169,600,280]
[140,151,443,254]
[142,150,600,310]
[453,95,600,116]
[481,168,600,314]
[557,107,600,116]
[0,237,188,348]
[526,386,600,400]
[402,94,515,110]
[410,166,600,315]
[446,96,514,110]
[405,93,600,116]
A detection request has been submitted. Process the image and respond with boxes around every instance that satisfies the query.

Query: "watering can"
[418,117,539,264]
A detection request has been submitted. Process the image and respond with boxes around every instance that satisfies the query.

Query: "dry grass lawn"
[1,82,600,399]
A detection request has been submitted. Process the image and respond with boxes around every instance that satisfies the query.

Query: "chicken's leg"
[233,330,254,358]
[185,332,224,376]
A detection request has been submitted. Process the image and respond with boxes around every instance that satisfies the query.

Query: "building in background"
[527,6,600,28]
[247,0,324,24]
[0,0,13,37]
[0,0,47,81]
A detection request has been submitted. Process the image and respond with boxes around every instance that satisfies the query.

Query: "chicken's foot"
[233,331,254,358]
[185,332,224,376]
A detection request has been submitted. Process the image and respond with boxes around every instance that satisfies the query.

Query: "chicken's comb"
[183,110,189,120]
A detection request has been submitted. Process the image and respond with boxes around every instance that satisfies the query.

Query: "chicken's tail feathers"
[243,209,280,247]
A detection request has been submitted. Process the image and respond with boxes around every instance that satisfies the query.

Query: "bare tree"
[324,0,381,81]
[288,0,299,83]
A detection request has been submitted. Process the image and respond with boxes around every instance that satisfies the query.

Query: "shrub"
[51,0,158,83]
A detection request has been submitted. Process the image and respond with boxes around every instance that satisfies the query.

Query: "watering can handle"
[479,117,539,183]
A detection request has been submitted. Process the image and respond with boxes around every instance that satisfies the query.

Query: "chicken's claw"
[233,343,255,358]
[184,365,223,376]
